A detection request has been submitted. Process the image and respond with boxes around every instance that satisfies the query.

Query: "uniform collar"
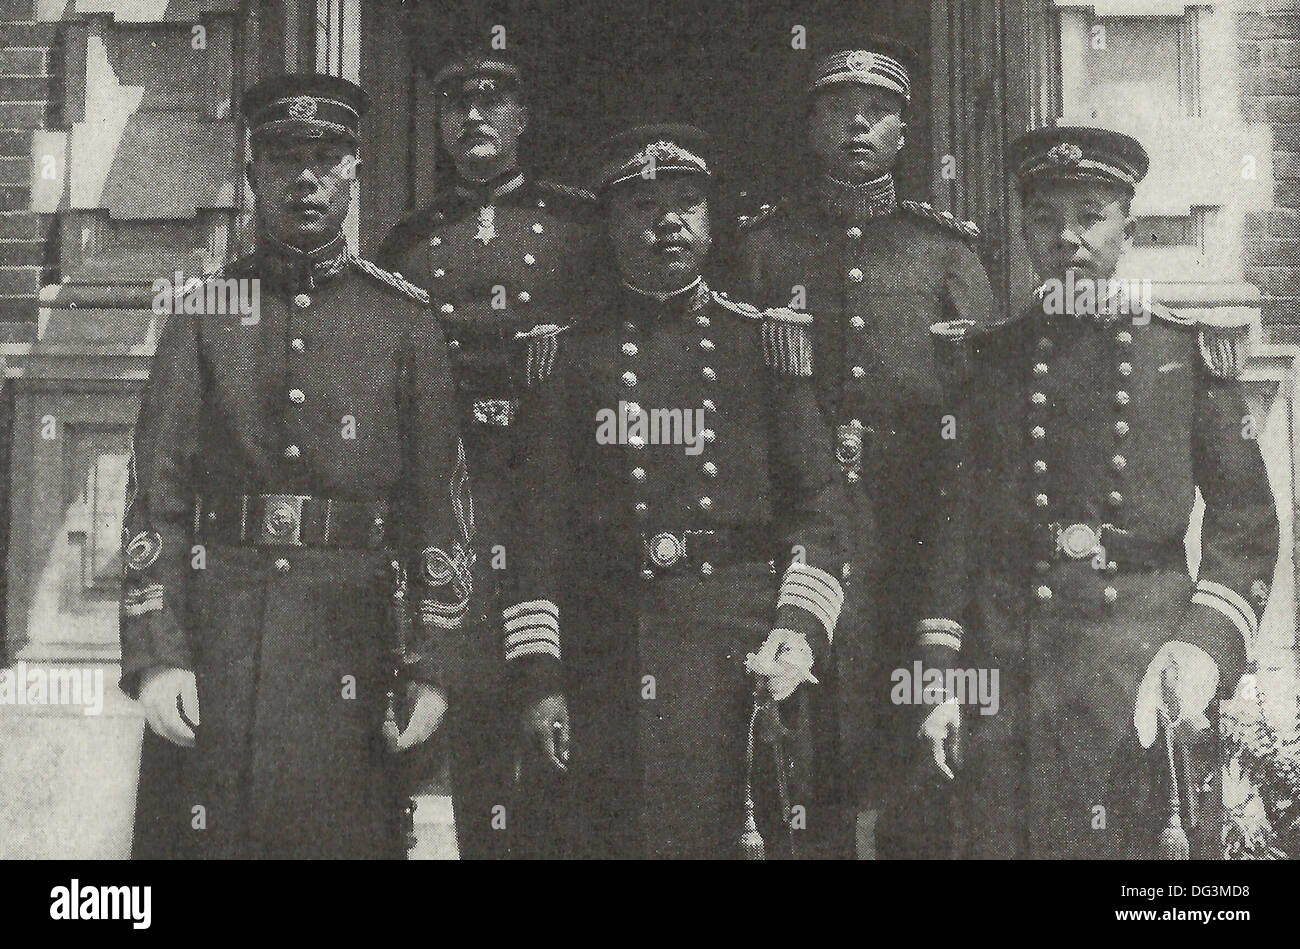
[257,229,350,291]
[620,275,710,316]
[815,172,898,223]
[453,167,527,205]
[1033,273,1132,328]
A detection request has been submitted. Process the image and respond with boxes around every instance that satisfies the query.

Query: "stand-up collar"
[257,229,349,291]
[815,172,898,223]
[619,275,710,319]
[453,167,526,205]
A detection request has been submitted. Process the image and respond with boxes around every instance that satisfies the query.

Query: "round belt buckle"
[648,532,684,568]
[1058,523,1100,560]
[265,502,298,538]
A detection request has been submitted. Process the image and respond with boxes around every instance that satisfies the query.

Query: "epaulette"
[513,322,569,386]
[1195,311,1254,380]
[760,305,814,377]
[350,256,431,306]
[737,199,786,231]
[901,200,981,244]
[535,178,597,205]
[1147,300,1193,327]
[710,288,762,319]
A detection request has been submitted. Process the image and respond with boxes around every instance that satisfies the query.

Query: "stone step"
[0,76,53,101]
[0,182,28,210]
[0,239,47,265]
[0,263,52,294]
[0,0,37,18]
[0,101,49,130]
[0,154,29,184]
[0,210,52,241]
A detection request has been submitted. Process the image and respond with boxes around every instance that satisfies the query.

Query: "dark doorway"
[362,0,933,253]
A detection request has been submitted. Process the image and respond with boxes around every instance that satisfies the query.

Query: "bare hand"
[523,693,569,772]
[138,666,199,748]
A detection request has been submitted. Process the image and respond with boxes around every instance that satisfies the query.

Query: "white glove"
[384,681,449,752]
[138,665,199,748]
[745,628,817,701]
[919,698,960,780]
[1134,641,1219,749]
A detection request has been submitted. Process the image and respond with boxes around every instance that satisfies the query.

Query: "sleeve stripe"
[778,562,845,636]
[121,584,165,617]
[1191,591,1253,643]
[504,599,559,623]
[1195,580,1258,639]
[918,630,962,652]
[505,628,560,649]
[505,640,561,662]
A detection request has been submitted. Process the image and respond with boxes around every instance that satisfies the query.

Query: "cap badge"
[287,96,317,120]
[845,50,872,72]
[1046,142,1084,167]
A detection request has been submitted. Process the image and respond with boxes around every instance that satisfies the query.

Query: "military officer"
[122,73,473,859]
[922,126,1280,858]
[731,31,995,847]
[376,36,599,859]
[504,125,852,859]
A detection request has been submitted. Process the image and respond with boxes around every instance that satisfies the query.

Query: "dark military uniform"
[377,171,599,857]
[506,277,850,859]
[925,127,1279,858]
[735,171,994,813]
[122,76,472,860]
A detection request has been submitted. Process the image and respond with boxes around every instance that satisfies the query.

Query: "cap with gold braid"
[241,73,370,144]
[593,123,714,195]
[1009,125,1149,193]
[807,32,916,102]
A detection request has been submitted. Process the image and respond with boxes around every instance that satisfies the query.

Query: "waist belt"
[195,494,391,549]
[640,528,772,579]
[1044,522,1178,571]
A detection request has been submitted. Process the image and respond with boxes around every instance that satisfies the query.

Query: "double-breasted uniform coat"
[929,294,1279,858]
[504,279,852,859]
[122,234,473,859]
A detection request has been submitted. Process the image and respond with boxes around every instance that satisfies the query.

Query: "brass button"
[848,268,864,282]
[851,366,865,379]
[518,291,531,303]
[625,402,642,418]
[700,562,714,577]
[1033,362,1048,376]
[696,315,710,328]
[622,371,637,388]
[448,339,461,351]
[1031,392,1047,406]
[283,445,301,459]
[702,461,718,478]
[1103,586,1119,604]
[1108,491,1123,507]
[434,268,446,279]
[622,342,638,357]
[1115,390,1130,406]
[1031,426,1046,440]
[699,339,715,352]
[440,303,454,314]
[1114,421,1130,437]
[628,435,645,450]
[290,337,305,353]
[846,226,862,239]
[702,429,716,443]
[849,316,865,330]
[702,399,716,413]
[523,254,536,265]
[1118,361,1133,377]
[289,388,305,404]
[641,568,655,581]
[702,367,717,381]
[1115,330,1132,345]
[1033,459,1047,474]
[634,502,648,517]
[1112,454,1127,472]
[294,293,311,308]
[431,236,442,246]
[274,557,291,574]
[1035,585,1052,601]
[631,467,646,483]
[532,223,544,234]
[1034,493,1049,508]
[698,496,713,511]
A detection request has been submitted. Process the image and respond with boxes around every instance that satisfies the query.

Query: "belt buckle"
[647,531,685,569]
[472,399,517,427]
[836,420,864,482]
[1055,522,1100,560]
[258,494,308,546]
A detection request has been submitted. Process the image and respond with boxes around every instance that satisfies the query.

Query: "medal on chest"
[474,205,497,245]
